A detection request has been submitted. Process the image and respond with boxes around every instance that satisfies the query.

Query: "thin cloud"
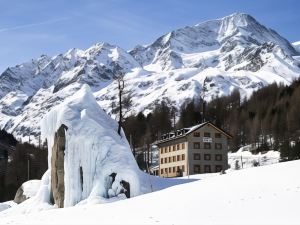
[0,17,70,33]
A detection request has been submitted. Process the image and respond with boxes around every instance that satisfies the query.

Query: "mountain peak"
[88,42,116,51]
[130,12,297,71]
[225,12,253,19]
[0,13,299,144]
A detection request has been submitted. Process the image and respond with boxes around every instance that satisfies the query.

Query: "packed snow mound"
[14,180,41,204]
[21,180,41,199]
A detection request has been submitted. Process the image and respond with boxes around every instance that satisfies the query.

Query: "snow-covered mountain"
[130,13,296,71]
[0,43,139,142]
[0,13,300,144]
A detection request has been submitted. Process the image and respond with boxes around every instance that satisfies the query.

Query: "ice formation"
[40,84,153,207]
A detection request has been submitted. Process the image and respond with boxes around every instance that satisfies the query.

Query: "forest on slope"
[1,78,300,201]
[123,77,300,165]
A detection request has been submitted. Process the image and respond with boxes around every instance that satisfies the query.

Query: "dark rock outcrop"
[51,124,67,208]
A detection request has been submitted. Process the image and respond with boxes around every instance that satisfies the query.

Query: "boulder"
[14,186,27,204]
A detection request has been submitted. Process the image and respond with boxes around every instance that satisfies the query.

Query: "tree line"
[0,131,47,202]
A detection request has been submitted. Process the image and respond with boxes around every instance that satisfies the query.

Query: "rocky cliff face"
[0,13,299,144]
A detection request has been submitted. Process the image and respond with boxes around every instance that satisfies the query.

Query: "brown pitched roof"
[155,121,232,145]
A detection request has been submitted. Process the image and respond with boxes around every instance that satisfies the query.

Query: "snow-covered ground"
[1,160,299,225]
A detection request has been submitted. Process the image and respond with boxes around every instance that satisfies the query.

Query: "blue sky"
[0,0,299,71]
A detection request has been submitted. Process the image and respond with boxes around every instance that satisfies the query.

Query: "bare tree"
[201,77,208,123]
[112,71,133,136]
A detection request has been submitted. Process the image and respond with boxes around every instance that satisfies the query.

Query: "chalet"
[155,121,232,177]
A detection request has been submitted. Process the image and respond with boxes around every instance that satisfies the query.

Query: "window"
[177,155,181,161]
[169,167,171,173]
[182,154,185,160]
[161,169,164,174]
[181,143,185,149]
[182,165,185,172]
[169,146,171,152]
[193,153,201,160]
[193,142,200,149]
[173,145,176,151]
[204,165,211,173]
[169,157,172,162]
[215,154,222,161]
[194,132,200,137]
[204,154,211,160]
[161,148,164,154]
[173,167,176,173]
[194,165,201,173]
[204,132,211,137]
[204,143,211,149]
[161,158,163,164]
[177,144,180,150]
[215,143,222,149]
[173,156,176,162]
[165,168,168,173]
[164,158,168,163]
[215,165,223,172]
[215,133,221,138]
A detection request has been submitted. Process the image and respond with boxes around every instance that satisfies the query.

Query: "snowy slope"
[1,160,300,225]
[0,13,300,144]
[293,41,300,54]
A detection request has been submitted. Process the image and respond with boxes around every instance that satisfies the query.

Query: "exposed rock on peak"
[0,13,299,144]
